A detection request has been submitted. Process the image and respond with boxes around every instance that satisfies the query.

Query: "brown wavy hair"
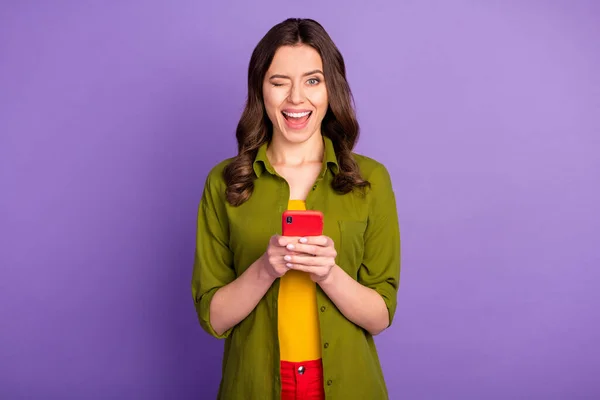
[223,18,369,206]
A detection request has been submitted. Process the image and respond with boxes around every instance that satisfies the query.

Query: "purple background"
[1,1,599,399]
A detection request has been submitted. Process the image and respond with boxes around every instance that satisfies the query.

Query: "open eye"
[307,78,320,85]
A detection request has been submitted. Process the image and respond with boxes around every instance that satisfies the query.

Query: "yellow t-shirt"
[277,200,322,361]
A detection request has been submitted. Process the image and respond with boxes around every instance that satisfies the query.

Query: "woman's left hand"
[284,236,338,283]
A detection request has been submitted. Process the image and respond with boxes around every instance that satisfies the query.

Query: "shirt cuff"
[195,287,233,339]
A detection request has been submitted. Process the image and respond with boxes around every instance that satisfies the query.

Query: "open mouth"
[282,110,312,128]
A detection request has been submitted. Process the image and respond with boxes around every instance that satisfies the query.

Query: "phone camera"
[286,216,293,224]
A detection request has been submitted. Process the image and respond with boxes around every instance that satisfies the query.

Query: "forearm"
[209,256,275,336]
[318,265,389,335]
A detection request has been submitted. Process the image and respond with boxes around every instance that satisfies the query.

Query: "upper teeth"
[283,111,311,118]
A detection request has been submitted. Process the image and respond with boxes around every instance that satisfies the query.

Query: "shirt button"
[312,185,317,190]
[298,366,305,375]
[320,306,326,312]
[324,342,329,349]
[327,379,333,386]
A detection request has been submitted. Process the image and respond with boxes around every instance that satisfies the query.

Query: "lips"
[281,109,312,129]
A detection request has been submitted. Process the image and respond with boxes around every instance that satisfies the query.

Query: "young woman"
[192,18,400,400]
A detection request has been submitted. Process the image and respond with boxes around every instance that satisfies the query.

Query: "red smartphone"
[281,210,324,237]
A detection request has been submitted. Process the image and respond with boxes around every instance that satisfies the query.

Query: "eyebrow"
[268,69,324,80]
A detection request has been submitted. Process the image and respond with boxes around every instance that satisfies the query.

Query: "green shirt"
[191,136,401,399]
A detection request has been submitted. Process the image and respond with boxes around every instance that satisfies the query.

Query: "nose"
[288,82,304,104]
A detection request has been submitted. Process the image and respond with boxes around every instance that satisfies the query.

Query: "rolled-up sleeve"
[191,171,236,339]
[358,163,401,326]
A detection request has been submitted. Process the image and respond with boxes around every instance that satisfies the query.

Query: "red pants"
[280,359,325,400]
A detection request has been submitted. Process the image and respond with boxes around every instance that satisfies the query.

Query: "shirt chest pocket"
[336,220,367,278]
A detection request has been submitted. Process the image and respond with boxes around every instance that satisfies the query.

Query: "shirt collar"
[252,135,339,178]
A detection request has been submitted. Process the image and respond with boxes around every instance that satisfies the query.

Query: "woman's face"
[262,44,329,144]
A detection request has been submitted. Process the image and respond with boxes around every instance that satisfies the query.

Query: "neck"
[267,132,324,167]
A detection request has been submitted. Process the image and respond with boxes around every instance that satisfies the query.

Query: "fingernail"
[299,237,307,243]
[286,263,293,268]
[286,244,295,250]
[284,255,291,261]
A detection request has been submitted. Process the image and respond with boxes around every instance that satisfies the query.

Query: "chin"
[276,118,320,144]
[285,129,312,140]
[279,129,318,144]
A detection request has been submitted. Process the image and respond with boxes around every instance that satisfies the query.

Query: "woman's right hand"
[260,235,298,280]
